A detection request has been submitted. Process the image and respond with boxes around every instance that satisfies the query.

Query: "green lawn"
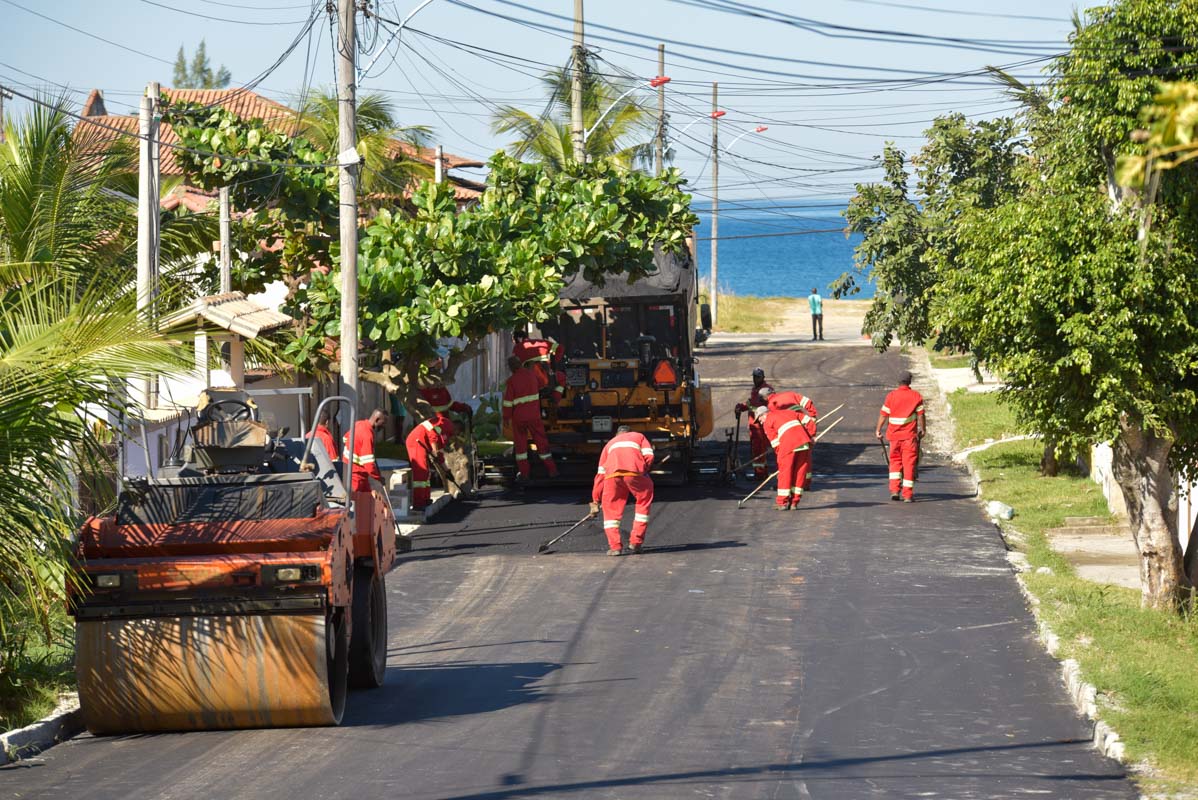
[701,292,796,333]
[951,392,1198,793]
[1,606,73,734]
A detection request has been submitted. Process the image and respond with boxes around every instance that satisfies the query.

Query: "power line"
[0,0,175,66]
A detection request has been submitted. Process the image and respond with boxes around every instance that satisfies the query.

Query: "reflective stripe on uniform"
[502,400,514,408]
[794,444,810,452]
[880,404,891,414]
[609,441,643,452]
[352,454,375,465]
[538,452,553,460]
[603,520,620,529]
[776,488,791,497]
[515,452,528,461]
[412,480,430,488]
[889,415,917,425]
[889,471,902,479]
[597,465,606,474]
[795,487,804,496]
[902,479,915,488]
[641,447,654,456]
[554,386,565,395]
[634,513,649,523]
[511,393,540,406]
[771,419,804,447]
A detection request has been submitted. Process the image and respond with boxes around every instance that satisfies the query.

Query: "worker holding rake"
[757,404,813,510]
[590,425,655,556]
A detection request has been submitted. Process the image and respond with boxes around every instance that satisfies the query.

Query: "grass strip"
[948,389,1198,792]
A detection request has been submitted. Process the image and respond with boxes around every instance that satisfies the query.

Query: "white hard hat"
[754,406,768,421]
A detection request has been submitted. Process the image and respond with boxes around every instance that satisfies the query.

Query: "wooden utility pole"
[570,0,585,162]
[710,82,719,328]
[337,0,360,418]
[218,186,232,294]
[655,44,665,175]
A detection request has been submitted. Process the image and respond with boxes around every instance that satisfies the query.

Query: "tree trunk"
[1040,439,1059,477]
[1109,418,1192,609]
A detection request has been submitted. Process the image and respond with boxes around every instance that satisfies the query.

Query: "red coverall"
[419,385,471,416]
[591,431,655,549]
[881,386,925,500]
[503,365,559,478]
[341,419,383,493]
[735,382,774,478]
[306,424,338,465]
[404,414,454,509]
[768,390,818,489]
[763,407,813,508]
[513,338,561,389]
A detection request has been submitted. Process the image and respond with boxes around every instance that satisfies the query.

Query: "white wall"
[1092,442,1192,556]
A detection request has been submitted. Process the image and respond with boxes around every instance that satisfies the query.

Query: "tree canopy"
[173,41,232,90]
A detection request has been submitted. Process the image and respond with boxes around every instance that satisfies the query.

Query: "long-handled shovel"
[537,512,597,554]
[737,416,843,508]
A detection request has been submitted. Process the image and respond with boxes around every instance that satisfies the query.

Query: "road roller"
[69,391,396,733]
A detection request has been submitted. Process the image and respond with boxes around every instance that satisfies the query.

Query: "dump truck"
[69,390,396,733]
[521,247,716,484]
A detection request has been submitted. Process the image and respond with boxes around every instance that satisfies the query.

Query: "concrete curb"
[1,693,83,765]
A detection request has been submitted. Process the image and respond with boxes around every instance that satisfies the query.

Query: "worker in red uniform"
[875,370,926,502]
[512,332,562,389]
[734,368,773,479]
[405,412,454,510]
[589,425,655,556]
[306,411,339,466]
[502,355,559,480]
[768,388,818,490]
[341,408,387,492]
[758,404,813,510]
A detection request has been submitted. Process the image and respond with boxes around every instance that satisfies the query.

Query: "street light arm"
[725,125,769,153]
[360,0,439,80]
[584,77,670,143]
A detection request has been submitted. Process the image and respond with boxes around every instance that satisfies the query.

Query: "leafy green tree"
[296,89,433,200]
[173,41,232,90]
[285,153,698,412]
[492,52,655,171]
[940,0,1198,608]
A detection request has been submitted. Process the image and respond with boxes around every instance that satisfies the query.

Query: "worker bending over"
[590,425,655,556]
[768,388,818,489]
[734,367,774,479]
[502,355,559,480]
[875,370,926,502]
[758,403,813,510]
[405,412,454,510]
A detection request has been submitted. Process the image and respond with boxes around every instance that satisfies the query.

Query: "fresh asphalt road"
[1,335,1136,799]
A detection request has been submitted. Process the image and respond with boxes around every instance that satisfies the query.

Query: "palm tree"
[0,98,194,679]
[296,89,434,197]
[491,53,655,171]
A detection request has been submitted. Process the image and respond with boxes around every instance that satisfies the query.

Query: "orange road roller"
[69,391,397,733]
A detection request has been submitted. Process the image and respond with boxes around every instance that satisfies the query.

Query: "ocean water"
[691,198,872,299]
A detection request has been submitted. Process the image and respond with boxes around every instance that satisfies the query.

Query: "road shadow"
[345,661,564,726]
[429,738,1128,799]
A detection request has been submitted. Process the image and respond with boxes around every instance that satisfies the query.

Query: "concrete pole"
[136,85,161,408]
[337,0,360,419]
[710,82,719,328]
[570,0,585,163]
[655,44,665,176]
[219,186,232,294]
[434,144,444,183]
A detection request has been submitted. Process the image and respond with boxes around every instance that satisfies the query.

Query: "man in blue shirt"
[808,287,824,341]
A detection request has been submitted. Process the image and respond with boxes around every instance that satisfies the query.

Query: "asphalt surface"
[1,334,1137,799]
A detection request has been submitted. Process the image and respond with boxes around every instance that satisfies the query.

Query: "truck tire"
[700,302,713,332]
[348,565,387,689]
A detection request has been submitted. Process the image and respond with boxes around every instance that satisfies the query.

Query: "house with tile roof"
[77,87,487,209]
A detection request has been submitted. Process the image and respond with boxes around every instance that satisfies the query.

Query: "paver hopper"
[69,392,396,733]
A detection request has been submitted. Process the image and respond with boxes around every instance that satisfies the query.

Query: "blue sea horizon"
[691,198,873,299]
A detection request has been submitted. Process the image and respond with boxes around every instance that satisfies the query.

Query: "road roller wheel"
[348,565,388,688]
[327,607,349,723]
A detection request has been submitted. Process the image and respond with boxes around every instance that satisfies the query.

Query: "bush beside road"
[947,389,1198,795]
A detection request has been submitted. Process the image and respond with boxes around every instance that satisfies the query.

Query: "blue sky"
[0,0,1082,203]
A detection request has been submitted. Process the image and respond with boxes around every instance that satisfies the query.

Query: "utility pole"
[218,186,232,294]
[710,82,719,328]
[434,144,444,183]
[136,83,161,409]
[655,43,665,175]
[337,0,359,422]
[0,86,9,145]
[570,0,585,163]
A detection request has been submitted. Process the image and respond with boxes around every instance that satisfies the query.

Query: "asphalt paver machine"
[69,390,396,733]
